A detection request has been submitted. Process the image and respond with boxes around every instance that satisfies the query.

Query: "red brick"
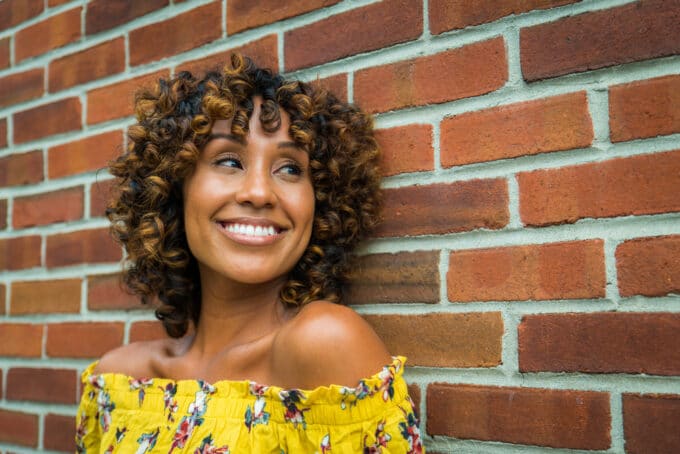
[363,313,503,367]
[7,368,77,403]
[0,0,43,31]
[519,313,680,375]
[228,0,340,34]
[10,279,81,315]
[407,383,421,415]
[0,409,38,447]
[177,34,279,76]
[448,240,605,302]
[617,235,680,297]
[88,273,140,310]
[0,37,10,69]
[347,251,440,304]
[47,322,124,358]
[430,0,579,34]
[610,75,680,143]
[129,3,221,66]
[284,0,422,71]
[129,320,168,343]
[427,383,610,449]
[355,38,507,114]
[0,283,5,315]
[15,7,81,62]
[48,0,72,6]
[46,228,121,268]
[0,236,41,271]
[0,199,5,230]
[44,414,76,452]
[521,0,680,81]
[13,97,81,144]
[90,178,117,218]
[0,150,43,187]
[48,131,123,177]
[377,179,508,237]
[13,186,83,228]
[86,0,168,35]
[0,68,44,108]
[519,150,680,226]
[87,70,169,124]
[49,38,125,92]
[441,92,593,167]
[0,118,7,148]
[0,323,43,357]
[375,124,433,176]
[311,73,347,103]
[624,394,680,454]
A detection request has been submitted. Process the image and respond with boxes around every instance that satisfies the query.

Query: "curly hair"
[107,55,382,338]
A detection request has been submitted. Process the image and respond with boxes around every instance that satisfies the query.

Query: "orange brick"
[0,236,41,271]
[0,68,44,108]
[0,199,6,230]
[129,320,168,343]
[519,313,680,375]
[228,0,340,34]
[521,0,680,81]
[427,384,610,449]
[311,73,347,103]
[13,186,83,228]
[0,283,5,314]
[448,240,605,302]
[15,7,81,62]
[47,322,124,358]
[610,75,680,142]
[0,117,7,148]
[375,124,433,176]
[90,178,117,218]
[46,228,121,268]
[363,313,503,367]
[48,131,123,177]
[88,273,139,311]
[0,37,10,69]
[441,92,593,166]
[519,150,680,226]
[617,235,680,297]
[87,70,169,124]
[7,368,77,403]
[623,394,680,454]
[430,0,578,35]
[347,251,440,305]
[10,279,81,315]
[0,323,43,357]
[284,0,422,71]
[0,150,43,187]
[129,2,221,66]
[44,414,76,452]
[86,0,168,35]
[0,0,43,31]
[377,179,508,237]
[48,0,72,5]
[0,409,39,447]
[49,38,125,92]
[13,97,82,144]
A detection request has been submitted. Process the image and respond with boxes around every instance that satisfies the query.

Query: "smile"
[215,220,286,246]
[223,223,278,237]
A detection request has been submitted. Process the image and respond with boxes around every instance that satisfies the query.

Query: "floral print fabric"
[76,356,424,453]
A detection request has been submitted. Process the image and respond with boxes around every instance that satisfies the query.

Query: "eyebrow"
[208,133,302,151]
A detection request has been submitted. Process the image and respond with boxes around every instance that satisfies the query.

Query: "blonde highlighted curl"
[107,55,382,338]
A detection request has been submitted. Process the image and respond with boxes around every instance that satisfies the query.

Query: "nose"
[234,164,277,208]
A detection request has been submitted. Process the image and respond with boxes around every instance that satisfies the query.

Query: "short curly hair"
[107,55,382,338]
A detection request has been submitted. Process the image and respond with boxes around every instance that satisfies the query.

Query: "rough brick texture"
[0,323,43,357]
[0,0,43,31]
[88,273,140,311]
[616,235,680,297]
[375,124,434,176]
[0,150,43,187]
[6,367,77,403]
[49,38,126,92]
[0,37,9,69]
[47,322,124,358]
[13,186,84,228]
[46,228,122,268]
[44,414,77,452]
[0,68,44,108]
[0,236,42,271]
[0,118,7,148]
[13,97,82,144]
[129,320,169,343]
[0,409,39,447]
[10,279,81,315]
[15,7,81,62]
[228,0,340,34]
[623,394,680,454]
[48,131,124,177]
[86,0,168,35]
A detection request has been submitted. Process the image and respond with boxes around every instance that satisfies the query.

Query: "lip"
[215,217,287,246]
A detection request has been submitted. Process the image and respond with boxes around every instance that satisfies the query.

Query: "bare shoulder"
[272,301,391,389]
[93,339,170,378]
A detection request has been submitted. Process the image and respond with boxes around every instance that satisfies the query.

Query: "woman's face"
[182,97,315,287]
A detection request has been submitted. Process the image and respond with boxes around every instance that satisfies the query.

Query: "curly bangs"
[107,54,382,338]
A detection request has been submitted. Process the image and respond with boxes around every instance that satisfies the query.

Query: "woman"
[76,55,423,453]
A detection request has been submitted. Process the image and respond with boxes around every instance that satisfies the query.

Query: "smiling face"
[182,97,315,289]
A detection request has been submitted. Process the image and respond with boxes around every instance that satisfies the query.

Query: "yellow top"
[76,356,424,453]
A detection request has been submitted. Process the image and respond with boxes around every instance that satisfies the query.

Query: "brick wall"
[0,0,679,452]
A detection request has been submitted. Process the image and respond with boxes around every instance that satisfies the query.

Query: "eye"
[277,163,303,176]
[215,156,243,169]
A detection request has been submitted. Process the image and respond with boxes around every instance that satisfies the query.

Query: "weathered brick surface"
[519,150,680,226]
[448,240,605,302]
[90,178,117,218]
[616,235,680,297]
[46,228,122,268]
[177,35,279,76]
[377,179,509,237]
[49,38,125,92]
[13,97,82,144]
[0,409,39,447]
[44,414,76,452]
[0,150,43,187]
[129,2,222,66]
[284,0,422,71]
[0,283,5,314]
[519,313,680,375]
[6,367,77,403]
[88,273,140,311]
[10,279,81,315]
[521,0,680,81]
[427,383,610,449]
[0,0,43,31]
[86,0,168,35]
[0,236,41,271]
[0,117,7,148]
[375,124,433,176]
[355,38,507,114]
[429,0,578,34]
[441,92,593,166]
[0,37,9,69]
[48,131,123,177]
[13,186,84,228]
[228,0,340,34]
[623,394,680,454]
[312,73,347,103]
[0,68,44,108]
[363,313,503,367]
[609,75,680,143]
[129,320,168,343]
[347,251,440,304]
[0,323,43,357]
[15,7,81,62]
[47,322,124,358]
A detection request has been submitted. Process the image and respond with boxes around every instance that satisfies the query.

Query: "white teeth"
[224,223,278,237]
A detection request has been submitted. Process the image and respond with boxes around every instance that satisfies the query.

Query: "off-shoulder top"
[75,356,424,453]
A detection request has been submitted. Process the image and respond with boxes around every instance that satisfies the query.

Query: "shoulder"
[272,301,391,389]
[93,339,170,378]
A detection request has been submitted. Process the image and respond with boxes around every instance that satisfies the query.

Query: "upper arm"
[273,301,391,389]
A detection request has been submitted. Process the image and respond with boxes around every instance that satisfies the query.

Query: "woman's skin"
[95,98,391,389]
